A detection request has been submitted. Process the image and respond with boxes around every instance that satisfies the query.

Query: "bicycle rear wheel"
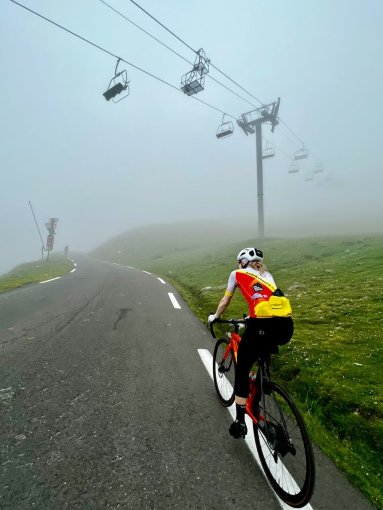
[213,338,236,407]
[254,382,315,508]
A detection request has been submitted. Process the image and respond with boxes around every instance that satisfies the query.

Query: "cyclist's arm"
[214,271,236,318]
[214,293,232,318]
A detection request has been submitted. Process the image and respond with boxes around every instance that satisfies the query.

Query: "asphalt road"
[0,255,375,510]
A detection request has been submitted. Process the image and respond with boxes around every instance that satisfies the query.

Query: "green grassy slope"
[0,256,74,293]
[93,229,383,507]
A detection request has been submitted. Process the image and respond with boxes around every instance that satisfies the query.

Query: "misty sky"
[1,0,383,274]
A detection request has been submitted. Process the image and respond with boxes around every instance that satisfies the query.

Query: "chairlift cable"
[98,0,258,108]
[262,136,293,160]
[9,0,120,61]
[99,0,192,67]
[209,63,263,105]
[128,0,264,105]
[279,117,323,162]
[8,0,236,119]
[129,0,197,54]
[278,118,305,145]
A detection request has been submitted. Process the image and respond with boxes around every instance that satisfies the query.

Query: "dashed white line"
[168,292,181,309]
[70,268,76,273]
[157,277,166,284]
[197,348,314,510]
[142,270,152,275]
[40,277,61,284]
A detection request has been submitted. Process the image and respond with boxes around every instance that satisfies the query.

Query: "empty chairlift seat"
[181,49,210,96]
[294,144,309,160]
[288,163,299,174]
[262,142,275,159]
[103,58,130,103]
[216,114,234,138]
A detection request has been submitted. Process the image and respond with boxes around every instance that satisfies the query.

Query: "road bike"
[210,317,315,508]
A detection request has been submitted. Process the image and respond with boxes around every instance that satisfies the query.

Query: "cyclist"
[208,247,293,439]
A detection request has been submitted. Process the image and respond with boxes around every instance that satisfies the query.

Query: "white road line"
[70,268,76,273]
[73,263,77,267]
[157,277,166,284]
[40,277,61,284]
[168,292,181,309]
[142,270,151,275]
[197,348,314,510]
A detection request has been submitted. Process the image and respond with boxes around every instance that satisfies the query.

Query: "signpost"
[45,218,59,259]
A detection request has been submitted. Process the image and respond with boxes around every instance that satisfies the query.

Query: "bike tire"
[212,338,236,407]
[253,382,315,508]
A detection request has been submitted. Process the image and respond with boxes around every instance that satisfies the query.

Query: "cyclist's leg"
[230,323,259,438]
[234,319,262,402]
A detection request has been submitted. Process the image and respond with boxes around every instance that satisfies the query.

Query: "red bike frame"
[222,330,261,424]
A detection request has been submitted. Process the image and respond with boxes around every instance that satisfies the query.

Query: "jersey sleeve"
[264,271,276,286]
[224,271,237,297]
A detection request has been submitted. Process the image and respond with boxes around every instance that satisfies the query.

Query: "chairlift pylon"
[216,114,234,139]
[294,143,309,160]
[288,162,299,174]
[103,58,130,103]
[262,141,275,159]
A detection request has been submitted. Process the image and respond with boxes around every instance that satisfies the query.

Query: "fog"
[1,0,382,275]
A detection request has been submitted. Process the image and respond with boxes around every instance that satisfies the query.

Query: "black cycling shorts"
[234,317,293,398]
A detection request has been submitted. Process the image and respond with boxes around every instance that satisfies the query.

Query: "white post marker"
[197,348,314,510]
[168,292,181,309]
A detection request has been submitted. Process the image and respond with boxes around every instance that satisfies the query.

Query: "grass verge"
[0,256,73,293]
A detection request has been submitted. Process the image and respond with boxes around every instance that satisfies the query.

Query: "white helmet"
[236,247,263,263]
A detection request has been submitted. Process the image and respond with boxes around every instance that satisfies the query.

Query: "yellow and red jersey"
[225,268,282,318]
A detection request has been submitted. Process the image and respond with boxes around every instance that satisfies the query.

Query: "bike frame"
[218,331,267,425]
[219,325,268,427]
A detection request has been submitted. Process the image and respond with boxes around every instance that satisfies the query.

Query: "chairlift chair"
[294,144,309,160]
[103,59,130,103]
[288,163,299,174]
[313,163,324,173]
[181,70,205,96]
[262,142,275,159]
[181,48,210,96]
[216,114,234,138]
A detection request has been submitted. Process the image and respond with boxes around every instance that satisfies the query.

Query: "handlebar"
[209,316,247,338]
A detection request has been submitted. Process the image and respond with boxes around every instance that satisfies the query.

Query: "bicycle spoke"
[254,382,315,507]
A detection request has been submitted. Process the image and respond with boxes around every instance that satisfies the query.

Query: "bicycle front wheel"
[212,338,236,407]
[254,382,315,508]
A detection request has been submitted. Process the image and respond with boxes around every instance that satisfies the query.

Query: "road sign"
[47,234,54,251]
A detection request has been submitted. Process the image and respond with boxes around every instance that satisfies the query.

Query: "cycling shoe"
[229,420,247,439]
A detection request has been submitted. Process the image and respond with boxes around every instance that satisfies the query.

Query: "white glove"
[208,314,217,324]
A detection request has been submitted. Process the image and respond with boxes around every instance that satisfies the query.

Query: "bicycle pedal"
[229,420,247,439]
